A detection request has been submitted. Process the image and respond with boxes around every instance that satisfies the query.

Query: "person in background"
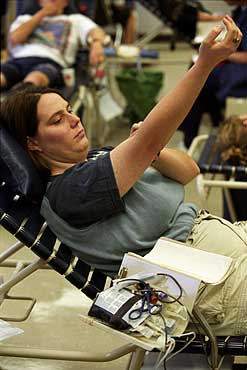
[110,1,136,44]
[0,0,106,90]
[179,0,247,149]
[216,114,247,220]
[137,0,224,43]
[1,18,247,336]
[94,0,136,44]
[216,114,247,165]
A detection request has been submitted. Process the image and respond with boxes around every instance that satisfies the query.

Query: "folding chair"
[0,124,144,368]
[188,134,247,222]
[0,125,247,369]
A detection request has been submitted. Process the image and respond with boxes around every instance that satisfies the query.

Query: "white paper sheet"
[0,319,24,341]
[144,238,233,284]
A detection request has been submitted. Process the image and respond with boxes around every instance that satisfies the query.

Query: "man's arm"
[87,27,107,65]
[198,11,224,22]
[9,4,59,45]
[227,51,247,64]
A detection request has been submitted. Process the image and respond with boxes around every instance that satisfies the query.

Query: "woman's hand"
[198,16,243,69]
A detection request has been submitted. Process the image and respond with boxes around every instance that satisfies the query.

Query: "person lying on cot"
[1,16,247,336]
[0,0,106,90]
[216,114,247,165]
[216,114,247,220]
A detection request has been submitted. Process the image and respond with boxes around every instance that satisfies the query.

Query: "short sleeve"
[73,14,98,45]
[46,150,124,226]
[9,15,32,33]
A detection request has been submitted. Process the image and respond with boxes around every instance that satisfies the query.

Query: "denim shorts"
[186,210,247,335]
[1,57,63,88]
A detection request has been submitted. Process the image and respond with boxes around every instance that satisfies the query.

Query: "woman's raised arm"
[110,16,242,197]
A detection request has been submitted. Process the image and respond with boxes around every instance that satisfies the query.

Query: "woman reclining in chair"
[1,16,247,336]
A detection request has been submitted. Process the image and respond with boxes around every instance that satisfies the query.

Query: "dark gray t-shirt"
[41,148,198,276]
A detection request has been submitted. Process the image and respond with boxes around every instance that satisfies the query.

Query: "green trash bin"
[116,69,164,122]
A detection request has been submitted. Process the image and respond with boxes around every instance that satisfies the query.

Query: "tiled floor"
[0,40,240,370]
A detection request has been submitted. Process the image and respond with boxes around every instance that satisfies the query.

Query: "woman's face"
[29,93,88,171]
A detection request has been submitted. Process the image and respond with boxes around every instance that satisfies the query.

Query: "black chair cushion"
[0,126,46,201]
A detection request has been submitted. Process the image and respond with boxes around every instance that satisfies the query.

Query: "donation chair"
[188,134,247,222]
[0,125,247,370]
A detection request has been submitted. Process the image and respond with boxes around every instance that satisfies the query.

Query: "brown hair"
[0,87,66,171]
[216,115,247,165]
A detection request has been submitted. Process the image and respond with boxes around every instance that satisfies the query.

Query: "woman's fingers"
[204,23,224,44]
[198,16,242,68]
[203,16,242,47]
[222,15,243,45]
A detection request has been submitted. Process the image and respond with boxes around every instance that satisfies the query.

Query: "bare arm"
[227,51,247,64]
[152,149,200,185]
[87,27,106,65]
[110,16,242,197]
[9,4,59,45]
[129,122,199,184]
[197,11,224,22]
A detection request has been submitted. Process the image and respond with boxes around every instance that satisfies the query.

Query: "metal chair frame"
[188,134,247,222]
[1,179,247,369]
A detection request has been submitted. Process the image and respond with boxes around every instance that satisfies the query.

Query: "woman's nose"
[68,113,80,128]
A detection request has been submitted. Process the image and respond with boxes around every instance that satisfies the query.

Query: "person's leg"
[186,210,247,335]
[25,61,63,87]
[196,254,247,335]
[0,61,23,89]
[123,9,136,44]
[4,58,64,89]
[24,70,50,87]
[186,210,247,258]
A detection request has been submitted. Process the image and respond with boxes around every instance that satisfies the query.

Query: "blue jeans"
[1,57,63,88]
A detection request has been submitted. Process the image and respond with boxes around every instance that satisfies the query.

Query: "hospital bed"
[0,124,247,370]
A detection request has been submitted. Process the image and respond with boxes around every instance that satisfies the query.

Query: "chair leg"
[125,347,146,370]
[193,307,219,370]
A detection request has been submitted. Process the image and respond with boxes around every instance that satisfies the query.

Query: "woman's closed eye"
[49,104,75,125]
[53,115,62,124]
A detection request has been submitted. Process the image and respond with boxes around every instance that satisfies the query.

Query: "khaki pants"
[186,210,247,335]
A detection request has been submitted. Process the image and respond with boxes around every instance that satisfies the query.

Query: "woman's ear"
[27,137,43,152]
